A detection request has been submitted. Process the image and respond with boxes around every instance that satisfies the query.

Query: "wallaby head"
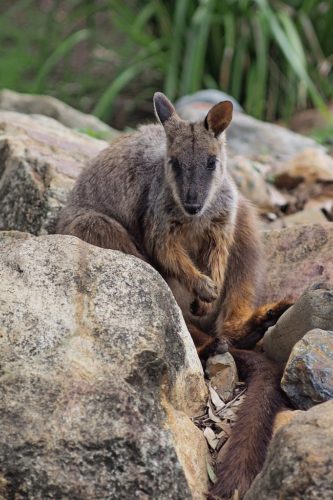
[153,92,233,216]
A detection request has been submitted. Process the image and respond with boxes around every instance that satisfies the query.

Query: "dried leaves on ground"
[193,380,247,483]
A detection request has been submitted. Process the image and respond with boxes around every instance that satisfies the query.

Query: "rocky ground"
[0,91,332,499]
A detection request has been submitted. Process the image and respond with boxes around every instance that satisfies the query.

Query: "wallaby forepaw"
[190,298,214,316]
[193,275,218,303]
[198,336,229,363]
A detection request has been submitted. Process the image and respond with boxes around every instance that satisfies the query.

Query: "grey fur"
[56,94,259,335]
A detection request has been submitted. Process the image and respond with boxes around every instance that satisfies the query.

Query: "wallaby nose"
[186,191,198,204]
[184,203,202,215]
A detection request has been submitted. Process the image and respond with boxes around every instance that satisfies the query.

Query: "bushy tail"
[209,349,288,499]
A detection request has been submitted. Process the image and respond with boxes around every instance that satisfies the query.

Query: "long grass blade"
[32,29,91,93]
[255,0,327,112]
[165,0,190,99]
[180,0,215,95]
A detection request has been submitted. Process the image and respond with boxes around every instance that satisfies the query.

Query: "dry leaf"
[206,460,217,484]
[204,427,219,450]
[208,402,222,423]
[217,422,232,436]
[216,429,227,439]
[220,408,238,422]
[209,384,225,411]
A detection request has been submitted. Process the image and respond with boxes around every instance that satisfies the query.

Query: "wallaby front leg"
[155,237,218,303]
[191,228,233,317]
[206,226,234,288]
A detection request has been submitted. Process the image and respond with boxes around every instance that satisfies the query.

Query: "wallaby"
[56,93,291,499]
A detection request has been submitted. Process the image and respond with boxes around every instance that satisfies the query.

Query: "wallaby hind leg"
[232,300,293,349]
[59,210,146,261]
[217,295,292,348]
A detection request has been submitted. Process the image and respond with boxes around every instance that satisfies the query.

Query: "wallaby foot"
[59,210,146,261]
[229,300,293,349]
[187,323,228,361]
[190,298,214,317]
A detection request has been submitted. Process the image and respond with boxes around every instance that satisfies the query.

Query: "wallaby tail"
[208,349,288,499]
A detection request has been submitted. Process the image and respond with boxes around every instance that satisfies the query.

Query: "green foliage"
[310,124,333,147]
[106,0,332,121]
[0,0,332,125]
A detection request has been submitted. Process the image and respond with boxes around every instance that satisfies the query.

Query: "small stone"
[263,282,333,362]
[281,329,333,410]
[206,353,238,402]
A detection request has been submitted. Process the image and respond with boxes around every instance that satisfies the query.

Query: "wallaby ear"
[153,92,177,124]
[204,100,233,137]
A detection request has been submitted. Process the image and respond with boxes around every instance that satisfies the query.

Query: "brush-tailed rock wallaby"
[56,93,291,499]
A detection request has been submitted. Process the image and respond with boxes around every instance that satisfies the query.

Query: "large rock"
[262,223,333,303]
[263,282,333,362]
[0,232,209,499]
[0,88,119,138]
[228,112,325,168]
[274,148,333,187]
[0,111,107,234]
[245,401,333,500]
[281,329,333,410]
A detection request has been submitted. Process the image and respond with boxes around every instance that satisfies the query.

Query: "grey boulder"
[0,232,209,499]
[245,401,333,500]
[263,282,333,362]
[0,111,107,235]
[281,329,333,410]
[0,88,119,138]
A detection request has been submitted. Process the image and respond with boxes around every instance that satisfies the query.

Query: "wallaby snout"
[184,189,201,215]
[185,189,198,205]
[184,203,202,215]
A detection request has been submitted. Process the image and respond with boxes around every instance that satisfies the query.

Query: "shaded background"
[1,0,332,133]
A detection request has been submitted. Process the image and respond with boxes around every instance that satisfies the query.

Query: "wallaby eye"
[207,156,216,171]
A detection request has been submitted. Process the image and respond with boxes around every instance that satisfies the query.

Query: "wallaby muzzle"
[184,203,202,215]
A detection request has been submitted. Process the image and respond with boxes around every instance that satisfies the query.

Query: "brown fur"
[208,348,289,499]
[56,93,292,498]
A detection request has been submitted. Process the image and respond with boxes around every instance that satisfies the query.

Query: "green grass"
[310,124,333,146]
[0,0,332,126]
